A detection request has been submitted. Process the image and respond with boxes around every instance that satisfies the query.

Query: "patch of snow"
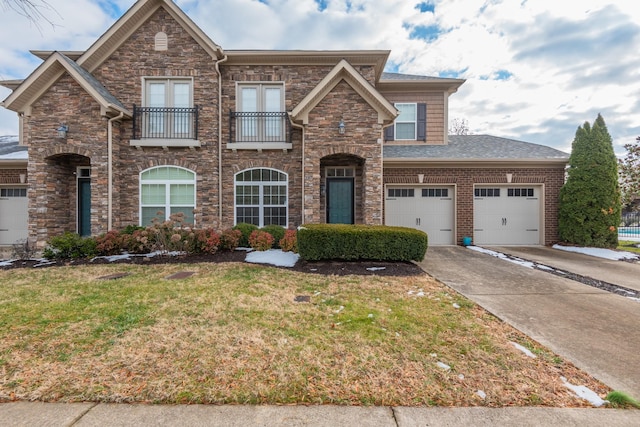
[244,249,299,267]
[335,306,345,313]
[367,313,374,318]
[553,244,640,261]
[0,259,16,266]
[429,353,438,358]
[476,390,487,399]
[436,361,451,371]
[416,291,425,297]
[466,246,534,268]
[92,254,132,263]
[561,377,606,407]
[510,341,537,358]
[235,247,254,252]
[33,260,56,268]
[452,303,461,309]
[458,374,465,380]
[536,265,554,271]
[366,266,386,271]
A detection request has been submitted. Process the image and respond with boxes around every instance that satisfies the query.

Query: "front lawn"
[0,262,608,406]
[618,240,640,255]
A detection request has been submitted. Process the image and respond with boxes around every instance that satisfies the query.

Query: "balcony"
[131,105,200,148]
[228,111,292,151]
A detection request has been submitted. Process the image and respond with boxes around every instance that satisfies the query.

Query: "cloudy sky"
[1,0,639,155]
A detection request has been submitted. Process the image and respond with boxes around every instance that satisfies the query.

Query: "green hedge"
[297,224,428,262]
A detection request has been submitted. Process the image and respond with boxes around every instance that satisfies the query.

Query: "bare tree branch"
[1,0,59,32]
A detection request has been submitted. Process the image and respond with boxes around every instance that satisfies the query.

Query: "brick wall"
[383,166,566,245]
[0,169,27,183]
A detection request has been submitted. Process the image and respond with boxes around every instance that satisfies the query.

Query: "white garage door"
[473,186,541,245]
[0,187,28,245]
[385,186,455,245]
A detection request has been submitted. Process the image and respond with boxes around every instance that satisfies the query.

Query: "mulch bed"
[1,250,425,277]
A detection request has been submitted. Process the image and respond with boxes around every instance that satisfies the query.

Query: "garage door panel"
[474,186,540,245]
[385,186,455,245]
[0,187,28,245]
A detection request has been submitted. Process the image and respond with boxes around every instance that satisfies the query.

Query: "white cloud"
[1,0,639,155]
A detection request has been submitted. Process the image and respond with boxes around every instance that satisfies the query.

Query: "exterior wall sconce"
[338,119,345,134]
[57,124,68,139]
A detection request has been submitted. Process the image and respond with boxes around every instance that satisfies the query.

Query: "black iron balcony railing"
[133,105,199,140]
[229,111,291,144]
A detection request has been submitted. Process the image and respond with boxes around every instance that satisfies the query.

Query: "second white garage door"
[473,186,541,245]
[385,185,455,245]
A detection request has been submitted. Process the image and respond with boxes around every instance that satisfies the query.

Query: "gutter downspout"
[289,116,305,225]
[214,54,228,227]
[107,112,124,231]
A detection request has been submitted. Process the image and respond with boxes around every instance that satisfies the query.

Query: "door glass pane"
[264,87,281,137]
[148,82,166,136]
[173,82,191,136]
[241,87,258,138]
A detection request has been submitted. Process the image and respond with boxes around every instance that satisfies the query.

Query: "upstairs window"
[236,83,285,141]
[143,78,193,138]
[385,103,426,141]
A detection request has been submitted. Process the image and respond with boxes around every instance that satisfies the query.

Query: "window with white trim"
[237,83,285,141]
[144,78,193,138]
[394,103,417,140]
[140,166,196,226]
[235,168,288,227]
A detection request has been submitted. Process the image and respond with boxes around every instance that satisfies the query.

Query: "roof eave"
[383,157,569,168]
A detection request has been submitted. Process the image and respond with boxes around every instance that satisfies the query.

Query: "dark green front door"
[78,178,91,236]
[327,178,354,224]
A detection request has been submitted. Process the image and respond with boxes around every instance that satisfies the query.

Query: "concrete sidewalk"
[419,246,640,398]
[1,402,638,426]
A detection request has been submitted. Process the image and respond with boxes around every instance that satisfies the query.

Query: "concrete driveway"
[418,246,640,398]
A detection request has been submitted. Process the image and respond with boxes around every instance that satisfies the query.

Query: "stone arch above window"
[154,32,168,51]
[140,166,195,226]
[234,168,288,227]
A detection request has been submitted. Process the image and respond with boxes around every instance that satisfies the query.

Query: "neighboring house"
[0,0,568,249]
[0,136,28,246]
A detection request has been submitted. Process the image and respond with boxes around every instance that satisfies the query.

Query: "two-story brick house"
[1,0,568,249]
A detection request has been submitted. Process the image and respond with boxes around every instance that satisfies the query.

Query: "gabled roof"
[290,59,398,125]
[384,135,569,165]
[77,0,224,72]
[378,72,465,94]
[2,52,130,118]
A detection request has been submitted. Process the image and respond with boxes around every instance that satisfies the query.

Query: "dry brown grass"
[0,262,609,406]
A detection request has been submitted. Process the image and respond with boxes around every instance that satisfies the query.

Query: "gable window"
[235,168,287,227]
[235,83,285,142]
[384,103,426,141]
[140,166,196,226]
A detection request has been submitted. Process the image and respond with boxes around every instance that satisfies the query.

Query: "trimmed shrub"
[121,224,145,235]
[192,228,221,255]
[249,230,274,251]
[43,232,98,260]
[220,228,242,251]
[261,225,286,248]
[123,229,154,254]
[233,222,259,247]
[297,224,427,262]
[279,229,298,253]
[95,230,125,256]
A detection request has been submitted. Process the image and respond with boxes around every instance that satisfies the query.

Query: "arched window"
[235,168,287,227]
[140,166,196,226]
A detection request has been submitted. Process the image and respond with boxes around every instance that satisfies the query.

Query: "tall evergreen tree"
[558,114,621,248]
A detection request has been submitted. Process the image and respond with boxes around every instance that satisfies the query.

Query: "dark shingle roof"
[381,72,447,81]
[58,53,127,111]
[384,134,569,161]
[0,136,27,160]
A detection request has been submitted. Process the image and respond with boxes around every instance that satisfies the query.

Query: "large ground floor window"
[140,166,196,226]
[235,168,287,227]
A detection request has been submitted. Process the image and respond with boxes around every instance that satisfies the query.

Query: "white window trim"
[394,102,417,140]
[234,168,288,228]
[139,166,197,226]
[142,77,194,108]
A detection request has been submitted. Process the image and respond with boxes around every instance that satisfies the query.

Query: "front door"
[78,178,91,236]
[327,178,354,224]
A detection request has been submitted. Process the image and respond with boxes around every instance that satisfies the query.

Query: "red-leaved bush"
[279,229,298,253]
[249,230,274,251]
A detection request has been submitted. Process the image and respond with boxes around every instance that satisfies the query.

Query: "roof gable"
[77,0,224,72]
[290,59,397,125]
[2,52,130,117]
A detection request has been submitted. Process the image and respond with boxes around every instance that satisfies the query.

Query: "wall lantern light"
[57,124,68,139]
[338,119,345,135]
